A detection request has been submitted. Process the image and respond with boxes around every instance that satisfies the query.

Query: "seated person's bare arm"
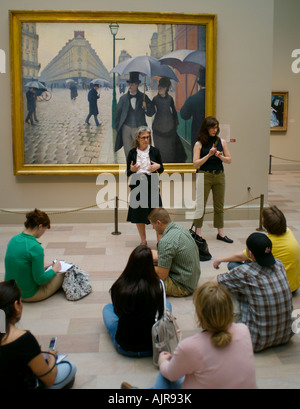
[213,252,248,269]
[155,265,170,281]
[152,249,158,264]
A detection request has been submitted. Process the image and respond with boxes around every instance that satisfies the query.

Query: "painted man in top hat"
[114,71,155,158]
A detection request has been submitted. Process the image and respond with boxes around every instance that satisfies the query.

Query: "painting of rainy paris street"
[22,22,207,166]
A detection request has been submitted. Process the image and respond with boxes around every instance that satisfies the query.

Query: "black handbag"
[189,224,212,262]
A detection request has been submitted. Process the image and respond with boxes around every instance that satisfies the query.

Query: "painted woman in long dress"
[152,77,185,163]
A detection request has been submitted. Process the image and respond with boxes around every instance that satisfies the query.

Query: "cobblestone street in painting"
[23,87,126,165]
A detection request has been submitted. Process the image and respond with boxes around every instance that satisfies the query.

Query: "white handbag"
[152,280,181,366]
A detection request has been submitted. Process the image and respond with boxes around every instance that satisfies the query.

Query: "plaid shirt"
[217,259,293,352]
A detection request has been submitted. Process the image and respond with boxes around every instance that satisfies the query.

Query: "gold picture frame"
[10,10,217,175]
[270,91,288,132]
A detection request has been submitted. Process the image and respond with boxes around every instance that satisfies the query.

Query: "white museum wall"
[271,0,300,171]
[0,0,274,223]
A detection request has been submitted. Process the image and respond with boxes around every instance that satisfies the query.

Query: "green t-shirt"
[158,222,201,293]
[4,232,55,298]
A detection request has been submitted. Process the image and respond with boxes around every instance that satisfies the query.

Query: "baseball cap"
[246,232,275,266]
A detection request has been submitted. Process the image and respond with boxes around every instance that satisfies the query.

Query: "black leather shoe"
[217,234,233,243]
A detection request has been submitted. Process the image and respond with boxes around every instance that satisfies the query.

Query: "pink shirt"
[160,323,256,389]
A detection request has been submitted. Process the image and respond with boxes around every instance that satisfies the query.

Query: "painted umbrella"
[110,55,179,82]
[159,49,206,76]
[160,49,206,95]
[65,79,77,88]
[90,78,113,88]
[25,80,47,90]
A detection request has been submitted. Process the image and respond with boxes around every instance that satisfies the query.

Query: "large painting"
[10,11,217,175]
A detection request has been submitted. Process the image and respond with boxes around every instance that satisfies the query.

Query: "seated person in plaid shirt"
[214,232,293,352]
[213,205,300,295]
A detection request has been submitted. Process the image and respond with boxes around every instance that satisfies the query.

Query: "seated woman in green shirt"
[4,208,63,302]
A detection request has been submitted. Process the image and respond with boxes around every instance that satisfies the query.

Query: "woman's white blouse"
[136,145,151,174]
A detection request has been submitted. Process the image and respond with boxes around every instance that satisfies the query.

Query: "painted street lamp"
[109,23,124,129]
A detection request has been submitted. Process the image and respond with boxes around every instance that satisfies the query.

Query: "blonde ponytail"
[211,330,233,347]
[193,281,234,347]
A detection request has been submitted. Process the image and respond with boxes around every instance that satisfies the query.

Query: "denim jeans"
[102,301,172,358]
[228,261,243,270]
[44,361,77,389]
[153,372,185,389]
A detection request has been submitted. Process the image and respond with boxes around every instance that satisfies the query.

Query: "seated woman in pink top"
[122,281,256,389]
[156,281,256,389]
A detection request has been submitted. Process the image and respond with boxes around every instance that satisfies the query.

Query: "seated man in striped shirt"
[215,232,294,352]
[149,208,201,297]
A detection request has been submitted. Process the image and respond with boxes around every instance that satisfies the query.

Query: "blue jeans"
[44,361,77,389]
[153,372,185,389]
[228,260,251,271]
[102,301,172,358]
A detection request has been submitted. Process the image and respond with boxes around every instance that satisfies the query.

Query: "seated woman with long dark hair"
[102,244,171,357]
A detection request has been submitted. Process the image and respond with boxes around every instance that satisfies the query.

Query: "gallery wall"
[270,0,300,171]
[0,0,274,223]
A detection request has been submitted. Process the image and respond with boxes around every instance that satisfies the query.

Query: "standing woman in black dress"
[127,126,164,245]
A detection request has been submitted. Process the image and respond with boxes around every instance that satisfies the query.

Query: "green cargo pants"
[193,170,225,229]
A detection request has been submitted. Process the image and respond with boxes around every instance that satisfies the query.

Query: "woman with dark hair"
[102,244,171,357]
[4,208,63,302]
[193,116,233,243]
[126,126,164,245]
[0,280,76,389]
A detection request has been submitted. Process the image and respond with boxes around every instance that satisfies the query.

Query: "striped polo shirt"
[158,222,201,293]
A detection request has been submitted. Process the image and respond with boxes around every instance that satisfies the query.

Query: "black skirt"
[127,173,162,224]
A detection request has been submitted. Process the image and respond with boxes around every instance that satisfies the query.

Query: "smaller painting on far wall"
[270,91,288,132]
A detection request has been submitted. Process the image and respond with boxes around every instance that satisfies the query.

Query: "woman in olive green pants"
[193,117,233,243]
